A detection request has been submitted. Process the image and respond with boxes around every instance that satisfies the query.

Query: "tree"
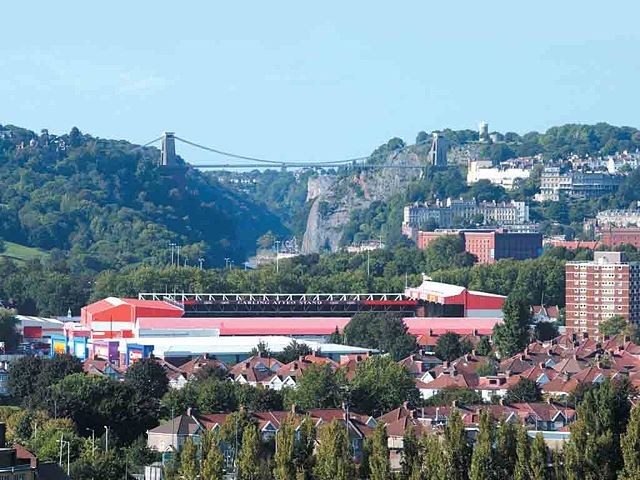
[235,383,283,412]
[400,425,420,480]
[219,410,254,463]
[514,425,529,480]
[368,423,390,480]
[470,411,495,480]
[494,291,531,358]
[50,373,160,445]
[329,327,343,344]
[124,358,169,399]
[276,340,312,364]
[7,356,42,407]
[284,364,343,410]
[551,450,565,480]
[178,437,199,480]
[425,235,476,273]
[125,437,160,477]
[238,424,261,480]
[8,355,83,409]
[201,431,225,480]
[504,378,542,404]
[314,419,355,480]
[349,356,420,416]
[620,402,640,480]
[529,432,548,480]
[0,308,18,352]
[249,340,273,358]
[294,415,315,480]
[71,451,128,480]
[359,438,372,480]
[26,418,83,463]
[565,378,631,480]
[257,231,277,251]
[598,314,628,337]
[196,378,239,413]
[274,415,296,480]
[421,434,442,480]
[434,332,471,362]
[494,420,518,480]
[343,312,417,361]
[534,322,559,342]
[466,180,508,203]
[416,131,430,144]
[441,409,470,480]
[474,336,492,356]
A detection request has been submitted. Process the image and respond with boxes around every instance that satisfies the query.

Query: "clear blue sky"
[2,1,639,165]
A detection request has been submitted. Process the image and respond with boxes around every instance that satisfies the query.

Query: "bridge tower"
[161,132,177,167]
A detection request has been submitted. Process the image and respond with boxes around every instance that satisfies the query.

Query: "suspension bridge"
[138,131,438,170]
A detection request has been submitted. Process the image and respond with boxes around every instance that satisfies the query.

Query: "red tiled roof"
[421,371,478,389]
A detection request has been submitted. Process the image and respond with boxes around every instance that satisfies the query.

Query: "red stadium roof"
[136,317,351,336]
[404,317,502,336]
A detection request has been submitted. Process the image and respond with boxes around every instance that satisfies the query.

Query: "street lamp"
[104,425,110,453]
[57,437,70,476]
[198,257,205,270]
[169,243,177,266]
[274,240,281,274]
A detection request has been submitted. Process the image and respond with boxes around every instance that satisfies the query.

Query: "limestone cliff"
[301,147,427,253]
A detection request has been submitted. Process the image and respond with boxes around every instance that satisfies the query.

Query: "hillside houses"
[415,332,640,401]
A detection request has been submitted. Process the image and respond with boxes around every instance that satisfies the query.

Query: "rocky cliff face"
[301,148,426,253]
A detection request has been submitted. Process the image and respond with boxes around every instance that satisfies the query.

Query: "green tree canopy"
[434,332,472,362]
[238,424,261,480]
[504,378,543,404]
[124,358,169,399]
[494,291,531,358]
[598,315,628,337]
[276,340,313,364]
[284,364,344,410]
[425,235,476,272]
[368,423,390,480]
[343,312,418,361]
[314,419,356,480]
[0,308,18,352]
[349,356,420,416]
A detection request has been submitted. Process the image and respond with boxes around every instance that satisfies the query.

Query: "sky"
[2,1,639,166]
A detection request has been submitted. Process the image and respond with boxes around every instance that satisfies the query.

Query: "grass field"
[1,241,48,262]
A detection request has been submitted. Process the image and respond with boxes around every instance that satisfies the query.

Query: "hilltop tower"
[479,121,489,142]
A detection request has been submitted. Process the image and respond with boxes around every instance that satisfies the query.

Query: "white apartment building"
[467,160,531,190]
